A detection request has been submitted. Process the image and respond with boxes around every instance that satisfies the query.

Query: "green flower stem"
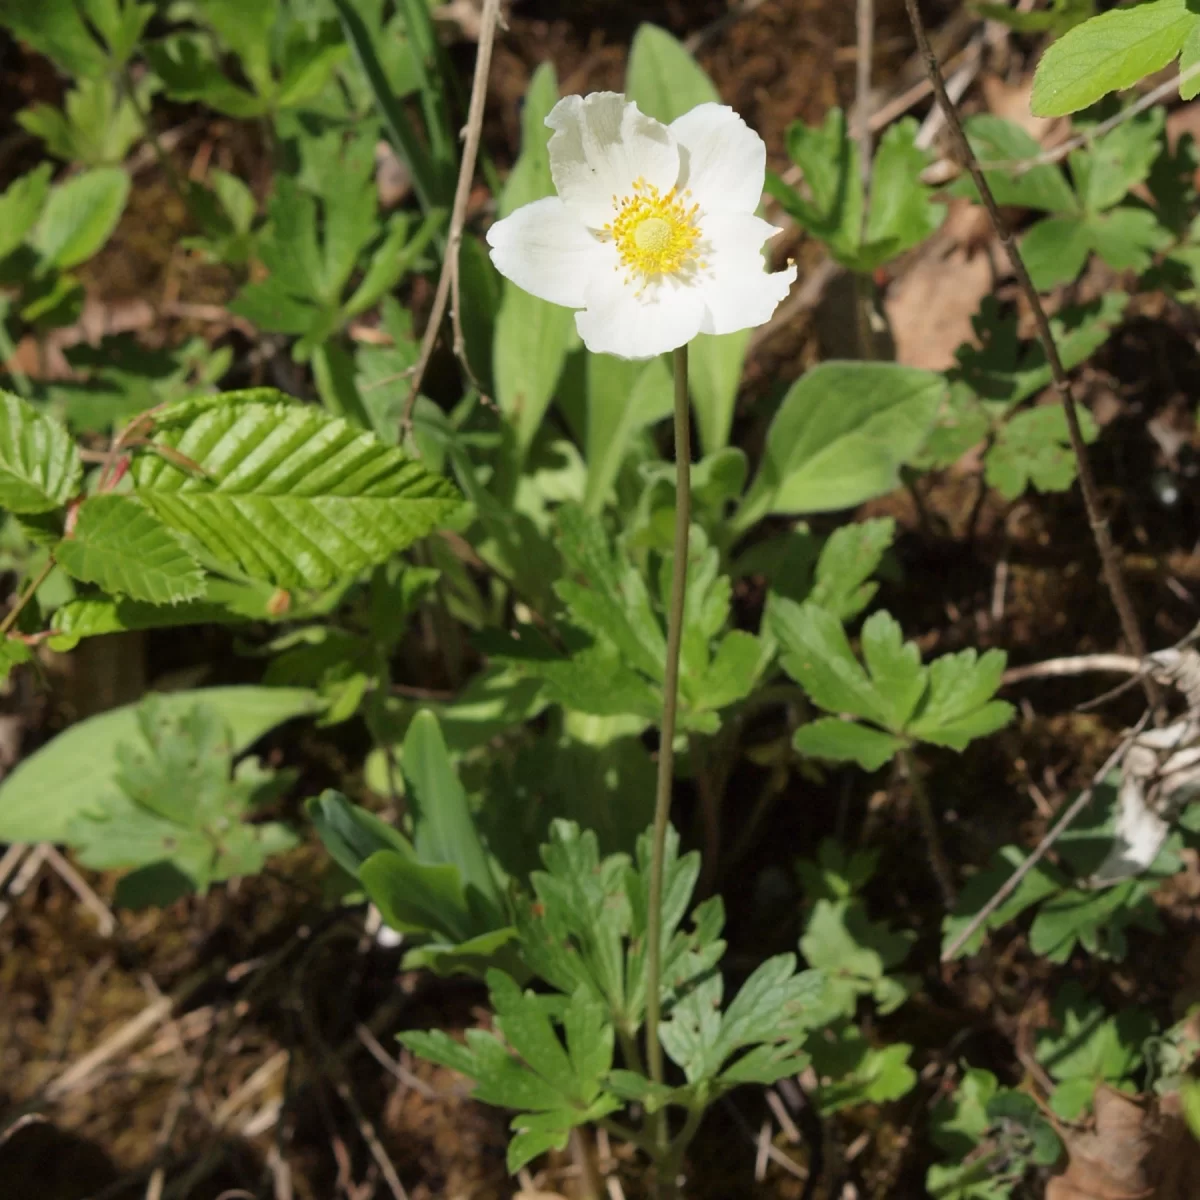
[644,343,692,1166]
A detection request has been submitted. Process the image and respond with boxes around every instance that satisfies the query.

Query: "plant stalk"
[644,344,692,1173]
[900,0,1158,711]
[0,557,55,638]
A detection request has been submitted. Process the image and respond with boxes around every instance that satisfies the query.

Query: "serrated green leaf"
[769,111,943,271]
[809,518,895,620]
[771,598,890,727]
[860,610,926,730]
[55,495,204,604]
[32,167,130,270]
[907,648,1013,750]
[736,363,944,530]
[986,404,1099,499]
[1031,0,1198,117]
[794,718,905,771]
[0,391,81,513]
[810,1029,917,1113]
[131,395,460,588]
[800,898,913,1015]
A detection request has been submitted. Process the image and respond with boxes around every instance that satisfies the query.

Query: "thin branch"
[941,715,1148,962]
[1002,653,1142,685]
[855,0,877,360]
[985,64,1200,176]
[901,0,1156,710]
[401,0,502,439]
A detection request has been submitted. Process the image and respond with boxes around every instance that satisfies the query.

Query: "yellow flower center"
[604,178,702,283]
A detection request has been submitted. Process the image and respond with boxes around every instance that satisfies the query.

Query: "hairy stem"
[901,0,1157,708]
[644,344,692,1177]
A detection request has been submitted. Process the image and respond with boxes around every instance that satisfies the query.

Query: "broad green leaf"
[0,165,53,261]
[499,62,558,218]
[1084,205,1173,271]
[332,0,445,211]
[359,850,471,940]
[32,167,130,271]
[771,598,890,727]
[625,23,719,125]
[0,686,318,843]
[583,355,673,514]
[403,710,505,919]
[689,329,751,456]
[1021,214,1093,290]
[55,495,204,604]
[49,577,285,647]
[794,717,905,771]
[1031,0,1198,116]
[735,363,944,530]
[305,789,412,878]
[131,393,460,588]
[495,285,574,455]
[0,391,81,513]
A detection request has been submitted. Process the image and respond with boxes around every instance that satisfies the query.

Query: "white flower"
[486,92,797,360]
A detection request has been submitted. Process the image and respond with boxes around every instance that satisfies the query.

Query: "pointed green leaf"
[0,391,81,513]
[736,363,944,529]
[0,164,53,261]
[32,167,130,270]
[626,23,719,124]
[131,394,460,588]
[1031,0,1198,117]
[860,611,926,730]
[306,789,412,878]
[403,710,504,917]
[55,495,205,604]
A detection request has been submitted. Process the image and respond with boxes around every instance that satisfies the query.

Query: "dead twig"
[43,845,116,935]
[941,716,1149,961]
[901,0,1157,713]
[1002,653,1143,685]
[984,64,1200,176]
[401,0,503,439]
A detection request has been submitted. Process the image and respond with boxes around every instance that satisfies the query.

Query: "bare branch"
[401,0,503,440]
[901,0,1157,711]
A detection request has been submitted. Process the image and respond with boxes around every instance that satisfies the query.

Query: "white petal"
[575,251,706,359]
[486,195,606,308]
[671,103,765,215]
[546,92,679,229]
[696,211,795,335]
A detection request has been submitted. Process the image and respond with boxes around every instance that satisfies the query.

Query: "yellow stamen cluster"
[604,178,701,284]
